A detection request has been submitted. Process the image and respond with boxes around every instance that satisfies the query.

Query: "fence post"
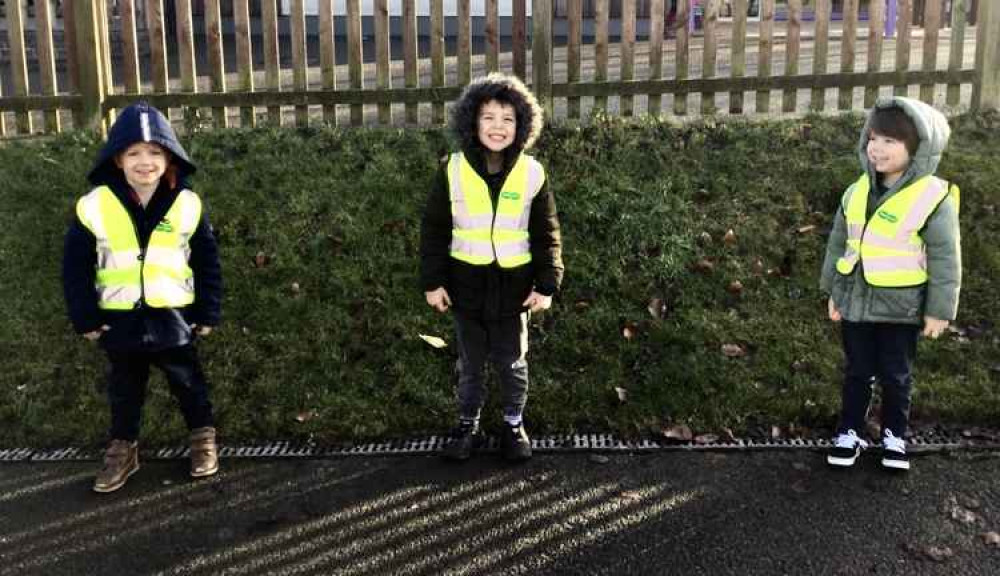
[532,0,553,119]
[72,0,108,134]
[973,0,1000,110]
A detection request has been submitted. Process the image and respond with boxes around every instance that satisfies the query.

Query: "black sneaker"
[501,424,532,461]
[826,429,868,467]
[880,430,910,471]
[442,422,481,461]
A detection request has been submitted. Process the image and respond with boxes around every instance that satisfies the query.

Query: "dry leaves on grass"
[418,334,448,349]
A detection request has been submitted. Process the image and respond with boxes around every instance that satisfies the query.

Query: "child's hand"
[523,291,552,313]
[190,324,213,337]
[922,316,949,339]
[827,297,842,322]
[425,288,452,313]
[83,325,110,341]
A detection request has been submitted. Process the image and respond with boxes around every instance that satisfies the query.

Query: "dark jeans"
[453,310,530,422]
[105,344,214,441]
[838,321,920,438]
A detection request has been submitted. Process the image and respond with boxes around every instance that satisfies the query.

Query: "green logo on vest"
[155,218,174,233]
[877,210,898,224]
[500,191,520,201]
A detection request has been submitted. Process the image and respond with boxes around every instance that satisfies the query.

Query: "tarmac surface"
[2,449,1000,575]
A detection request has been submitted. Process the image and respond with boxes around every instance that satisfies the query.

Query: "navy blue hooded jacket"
[62,102,222,350]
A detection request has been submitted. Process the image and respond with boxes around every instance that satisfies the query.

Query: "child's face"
[866,131,911,181]
[115,142,168,189]
[477,99,516,154]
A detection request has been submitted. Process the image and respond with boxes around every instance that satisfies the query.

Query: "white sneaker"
[880,430,910,471]
[827,429,868,467]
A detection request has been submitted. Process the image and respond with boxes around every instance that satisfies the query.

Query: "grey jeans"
[453,310,529,421]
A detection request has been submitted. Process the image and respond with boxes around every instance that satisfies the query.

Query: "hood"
[857,96,950,188]
[451,72,544,162]
[87,102,197,186]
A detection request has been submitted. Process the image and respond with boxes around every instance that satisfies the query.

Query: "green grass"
[1,111,998,448]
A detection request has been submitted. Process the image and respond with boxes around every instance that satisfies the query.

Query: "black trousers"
[838,321,920,438]
[453,310,530,422]
[105,344,214,441]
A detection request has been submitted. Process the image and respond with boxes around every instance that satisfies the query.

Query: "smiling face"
[115,142,168,191]
[477,99,517,154]
[866,130,911,186]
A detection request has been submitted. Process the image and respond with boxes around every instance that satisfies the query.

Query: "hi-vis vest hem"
[836,173,959,287]
[76,186,202,310]
[447,152,545,268]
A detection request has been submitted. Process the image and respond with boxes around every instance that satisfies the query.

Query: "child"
[420,73,563,461]
[820,97,960,471]
[63,102,223,492]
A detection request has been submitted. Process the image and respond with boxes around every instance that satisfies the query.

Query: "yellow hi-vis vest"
[447,151,545,268]
[836,173,959,287]
[76,186,202,310]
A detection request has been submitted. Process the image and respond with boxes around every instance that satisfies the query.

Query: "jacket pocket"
[830,273,852,314]
[870,286,925,319]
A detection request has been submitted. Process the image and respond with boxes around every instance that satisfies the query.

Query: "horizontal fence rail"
[0,0,998,137]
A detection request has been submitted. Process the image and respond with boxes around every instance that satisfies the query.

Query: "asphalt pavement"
[2,449,1000,575]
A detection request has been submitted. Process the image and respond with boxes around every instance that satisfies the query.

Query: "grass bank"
[1,111,997,448]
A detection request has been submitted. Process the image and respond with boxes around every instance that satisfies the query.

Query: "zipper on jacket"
[124,200,146,310]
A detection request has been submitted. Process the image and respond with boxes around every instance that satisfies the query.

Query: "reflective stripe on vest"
[447,152,545,268]
[836,174,957,287]
[76,186,202,309]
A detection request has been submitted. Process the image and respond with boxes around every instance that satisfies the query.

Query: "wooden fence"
[0,0,998,137]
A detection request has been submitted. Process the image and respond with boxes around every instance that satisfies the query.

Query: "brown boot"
[189,427,219,478]
[93,439,139,493]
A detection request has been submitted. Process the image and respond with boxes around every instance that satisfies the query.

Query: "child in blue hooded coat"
[62,102,222,492]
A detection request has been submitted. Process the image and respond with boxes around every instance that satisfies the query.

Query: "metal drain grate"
[2,430,992,462]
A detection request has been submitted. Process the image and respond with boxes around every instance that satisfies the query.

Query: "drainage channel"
[4,430,998,462]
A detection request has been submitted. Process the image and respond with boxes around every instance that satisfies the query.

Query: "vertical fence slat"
[64,0,80,96]
[756,0,774,114]
[701,0,719,115]
[99,0,112,108]
[595,0,609,112]
[205,0,227,127]
[176,0,197,95]
[947,0,970,106]
[118,0,141,97]
[782,0,801,113]
[458,0,471,85]
[75,0,107,132]
[263,0,282,124]
[146,0,169,94]
[235,0,255,127]
[974,0,1000,110]
[864,0,885,106]
[621,0,635,116]
[375,0,391,124]
[567,0,582,118]
[532,0,553,118]
[919,0,942,104]
[431,0,445,124]
[730,0,747,114]
[647,0,664,116]
[6,0,32,133]
[347,0,363,125]
[810,0,830,112]
[0,73,6,136]
[37,0,62,131]
[319,0,337,124]
[292,0,309,126]
[403,0,418,123]
[513,0,527,79]
[894,0,913,96]
[673,0,689,115]
[486,0,500,72]
[838,0,858,110]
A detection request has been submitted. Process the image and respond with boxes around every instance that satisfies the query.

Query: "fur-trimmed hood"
[451,72,544,160]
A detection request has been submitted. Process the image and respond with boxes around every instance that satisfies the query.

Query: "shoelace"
[883,431,906,453]
[834,430,869,450]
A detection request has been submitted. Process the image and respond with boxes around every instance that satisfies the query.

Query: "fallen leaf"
[751,258,765,275]
[253,251,268,268]
[622,322,638,340]
[662,424,693,442]
[574,300,591,311]
[698,231,713,244]
[981,532,1000,547]
[924,545,954,562]
[796,224,817,234]
[619,490,642,501]
[294,410,317,423]
[647,298,666,320]
[694,434,719,445]
[418,334,448,349]
[723,229,737,245]
[949,505,978,525]
[692,259,715,273]
[290,282,301,294]
[721,343,746,358]
[721,427,737,443]
[726,280,744,295]
[614,387,628,403]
